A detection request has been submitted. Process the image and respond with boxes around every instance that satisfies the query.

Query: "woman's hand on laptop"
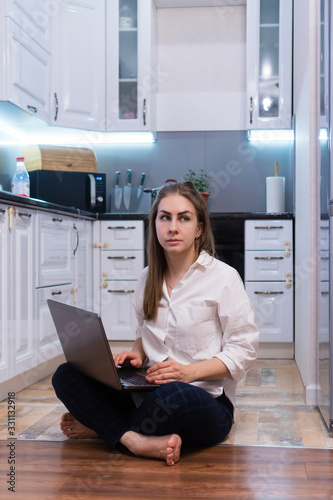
[113,350,144,369]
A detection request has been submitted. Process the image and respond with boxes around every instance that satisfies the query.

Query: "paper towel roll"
[266,176,285,213]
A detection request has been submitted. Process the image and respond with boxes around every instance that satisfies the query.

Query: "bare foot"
[120,431,182,466]
[60,412,98,439]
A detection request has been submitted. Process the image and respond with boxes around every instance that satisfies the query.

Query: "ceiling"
[154,0,246,8]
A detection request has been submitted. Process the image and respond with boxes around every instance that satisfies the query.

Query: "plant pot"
[200,191,210,205]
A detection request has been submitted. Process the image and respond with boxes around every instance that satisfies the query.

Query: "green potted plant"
[182,169,211,204]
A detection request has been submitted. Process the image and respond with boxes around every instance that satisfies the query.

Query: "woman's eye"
[181,216,189,222]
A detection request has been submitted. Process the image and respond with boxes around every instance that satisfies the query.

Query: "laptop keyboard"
[118,368,157,387]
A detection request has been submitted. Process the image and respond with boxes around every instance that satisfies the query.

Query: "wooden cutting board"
[22,145,97,173]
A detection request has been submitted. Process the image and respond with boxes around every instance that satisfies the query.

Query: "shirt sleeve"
[213,268,259,383]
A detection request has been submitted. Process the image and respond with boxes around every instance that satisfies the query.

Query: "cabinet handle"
[143,98,146,126]
[52,217,63,222]
[321,256,329,260]
[254,226,284,230]
[254,256,284,260]
[249,96,253,124]
[107,256,136,260]
[320,226,329,230]
[107,289,135,294]
[27,105,37,113]
[254,291,284,295]
[321,291,329,295]
[18,212,32,219]
[54,92,59,121]
[107,226,136,230]
[51,291,62,295]
[0,208,5,214]
[73,223,79,256]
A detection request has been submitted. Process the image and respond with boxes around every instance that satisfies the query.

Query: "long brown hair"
[143,181,215,321]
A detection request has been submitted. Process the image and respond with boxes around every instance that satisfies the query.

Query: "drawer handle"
[0,208,5,214]
[321,256,329,260]
[107,289,135,294]
[52,217,63,223]
[254,256,284,260]
[107,256,136,260]
[320,226,329,230]
[18,212,32,219]
[51,291,62,295]
[254,226,284,230]
[107,226,136,230]
[321,291,329,295]
[254,291,284,295]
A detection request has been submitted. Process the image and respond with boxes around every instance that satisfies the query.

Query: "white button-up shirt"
[133,251,259,406]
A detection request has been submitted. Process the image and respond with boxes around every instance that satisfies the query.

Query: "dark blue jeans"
[52,363,234,451]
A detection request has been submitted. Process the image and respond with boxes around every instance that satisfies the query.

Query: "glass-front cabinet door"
[106,0,156,132]
[246,0,292,129]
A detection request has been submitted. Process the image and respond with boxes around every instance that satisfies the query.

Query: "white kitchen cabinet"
[0,0,52,122]
[106,0,156,132]
[245,0,292,129]
[0,205,10,383]
[51,0,106,130]
[93,220,144,340]
[74,219,93,310]
[35,212,93,363]
[245,219,293,343]
[0,204,36,383]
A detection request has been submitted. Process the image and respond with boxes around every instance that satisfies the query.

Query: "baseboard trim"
[257,342,294,359]
[0,354,65,402]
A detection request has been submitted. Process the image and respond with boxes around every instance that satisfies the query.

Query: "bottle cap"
[16,157,24,161]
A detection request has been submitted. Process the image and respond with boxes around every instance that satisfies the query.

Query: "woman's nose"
[168,217,178,232]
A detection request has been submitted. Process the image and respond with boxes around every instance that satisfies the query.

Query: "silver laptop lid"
[47,299,122,391]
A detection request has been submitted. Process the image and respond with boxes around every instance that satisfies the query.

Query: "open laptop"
[47,299,159,391]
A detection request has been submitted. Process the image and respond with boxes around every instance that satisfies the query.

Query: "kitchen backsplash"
[0,130,295,213]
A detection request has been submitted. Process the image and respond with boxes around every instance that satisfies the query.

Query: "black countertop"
[0,190,294,220]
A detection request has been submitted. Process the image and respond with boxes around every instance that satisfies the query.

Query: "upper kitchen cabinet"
[0,0,52,122]
[51,0,106,130]
[106,0,157,132]
[246,0,292,129]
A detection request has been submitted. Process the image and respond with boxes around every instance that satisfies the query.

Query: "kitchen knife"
[124,169,132,210]
[137,172,146,199]
[114,171,122,210]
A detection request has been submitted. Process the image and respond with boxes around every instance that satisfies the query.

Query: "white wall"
[156,6,246,131]
[293,0,321,404]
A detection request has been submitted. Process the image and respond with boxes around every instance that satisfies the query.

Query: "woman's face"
[155,194,202,259]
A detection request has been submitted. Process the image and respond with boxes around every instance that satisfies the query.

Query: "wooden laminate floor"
[0,440,333,499]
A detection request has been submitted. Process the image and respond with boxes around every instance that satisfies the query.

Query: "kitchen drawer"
[101,250,144,280]
[101,281,137,341]
[37,213,75,286]
[101,221,143,250]
[245,220,293,251]
[245,281,293,343]
[35,283,72,364]
[245,250,293,282]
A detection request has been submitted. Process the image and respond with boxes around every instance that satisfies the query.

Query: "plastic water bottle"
[11,157,30,197]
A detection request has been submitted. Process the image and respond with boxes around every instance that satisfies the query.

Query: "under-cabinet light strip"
[247,130,295,141]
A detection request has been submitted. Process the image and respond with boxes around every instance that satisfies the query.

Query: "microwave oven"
[29,170,106,213]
